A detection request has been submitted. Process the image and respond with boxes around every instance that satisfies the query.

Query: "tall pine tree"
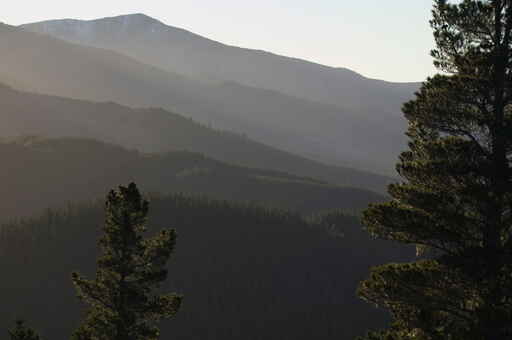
[359,1,512,339]
[72,183,182,340]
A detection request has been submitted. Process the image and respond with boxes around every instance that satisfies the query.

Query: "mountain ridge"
[21,14,419,108]
[24,13,418,86]
[0,22,407,174]
[0,82,393,193]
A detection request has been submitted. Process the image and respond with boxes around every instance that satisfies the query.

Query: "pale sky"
[3,0,438,82]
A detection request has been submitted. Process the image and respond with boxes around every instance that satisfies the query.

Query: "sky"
[3,0,438,82]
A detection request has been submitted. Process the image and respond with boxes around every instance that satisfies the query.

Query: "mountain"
[21,14,419,116]
[0,194,410,340]
[0,83,392,193]
[11,20,412,174]
[0,136,384,221]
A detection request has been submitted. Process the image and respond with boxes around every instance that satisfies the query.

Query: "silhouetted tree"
[72,183,182,340]
[358,1,512,339]
[8,320,41,340]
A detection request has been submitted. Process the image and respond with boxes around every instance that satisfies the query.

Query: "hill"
[0,137,383,221]
[0,193,410,340]
[0,83,392,193]
[6,21,409,174]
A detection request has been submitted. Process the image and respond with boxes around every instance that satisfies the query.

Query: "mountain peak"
[106,13,160,24]
[122,13,151,18]
[21,13,216,46]
[21,13,165,31]
[85,13,166,30]
[20,13,174,40]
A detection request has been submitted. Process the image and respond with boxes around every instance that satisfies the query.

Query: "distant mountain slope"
[0,137,384,221]
[9,21,406,173]
[0,83,392,193]
[21,14,419,115]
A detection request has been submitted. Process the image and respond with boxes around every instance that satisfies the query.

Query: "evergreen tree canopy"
[8,320,41,340]
[72,183,182,340]
[358,1,512,339]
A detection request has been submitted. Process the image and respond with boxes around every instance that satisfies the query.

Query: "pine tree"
[72,183,182,340]
[8,320,41,340]
[358,1,512,339]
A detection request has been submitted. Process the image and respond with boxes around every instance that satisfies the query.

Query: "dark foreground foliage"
[7,321,41,340]
[359,1,512,339]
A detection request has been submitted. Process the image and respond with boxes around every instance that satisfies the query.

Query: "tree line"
[0,187,406,340]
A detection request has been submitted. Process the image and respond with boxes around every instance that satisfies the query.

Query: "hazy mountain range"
[4,14,419,175]
[0,83,392,193]
[21,14,417,114]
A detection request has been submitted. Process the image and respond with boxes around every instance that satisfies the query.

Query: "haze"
[0,1,467,339]
[4,0,436,82]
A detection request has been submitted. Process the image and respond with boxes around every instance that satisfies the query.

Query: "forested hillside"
[0,83,392,193]
[0,194,410,340]
[0,137,383,221]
